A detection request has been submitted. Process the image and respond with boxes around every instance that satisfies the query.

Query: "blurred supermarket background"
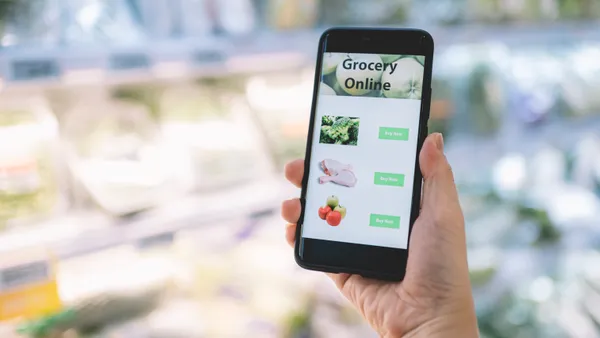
[0,0,600,337]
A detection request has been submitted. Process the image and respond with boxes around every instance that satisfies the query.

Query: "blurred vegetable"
[470,267,497,287]
[467,64,502,135]
[0,101,61,228]
[517,206,562,245]
[112,85,162,122]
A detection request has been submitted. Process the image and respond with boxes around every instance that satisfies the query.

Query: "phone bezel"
[295,28,434,281]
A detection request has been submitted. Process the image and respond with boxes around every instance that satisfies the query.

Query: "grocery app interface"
[303,53,425,249]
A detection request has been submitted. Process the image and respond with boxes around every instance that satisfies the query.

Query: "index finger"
[284,159,304,188]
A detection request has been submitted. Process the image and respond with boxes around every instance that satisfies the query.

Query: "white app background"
[302,85,423,249]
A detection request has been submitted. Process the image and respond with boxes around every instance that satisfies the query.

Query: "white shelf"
[2,24,600,89]
[0,32,321,90]
[0,177,296,260]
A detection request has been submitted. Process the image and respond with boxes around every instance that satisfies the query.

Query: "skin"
[281,133,479,338]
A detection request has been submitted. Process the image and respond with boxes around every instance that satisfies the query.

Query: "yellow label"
[0,280,62,321]
[0,250,62,321]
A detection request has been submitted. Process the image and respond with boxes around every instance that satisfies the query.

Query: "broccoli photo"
[319,115,360,146]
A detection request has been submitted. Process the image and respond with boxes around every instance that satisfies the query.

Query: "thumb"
[419,133,462,223]
[406,133,470,292]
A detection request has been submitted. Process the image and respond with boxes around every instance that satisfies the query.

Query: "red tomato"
[318,206,332,220]
[326,211,342,226]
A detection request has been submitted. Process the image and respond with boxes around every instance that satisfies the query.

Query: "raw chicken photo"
[319,159,357,187]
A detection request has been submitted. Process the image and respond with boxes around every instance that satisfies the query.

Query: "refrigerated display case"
[265,0,319,30]
[212,0,258,36]
[61,90,192,216]
[317,0,409,25]
[244,69,313,169]
[0,0,62,48]
[159,80,274,190]
[1,2,600,338]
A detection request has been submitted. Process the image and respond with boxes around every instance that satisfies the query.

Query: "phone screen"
[302,53,425,250]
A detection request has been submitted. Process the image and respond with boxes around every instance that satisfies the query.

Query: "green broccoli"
[321,115,334,126]
[332,116,351,129]
[319,116,359,145]
[349,119,360,145]
[320,126,334,143]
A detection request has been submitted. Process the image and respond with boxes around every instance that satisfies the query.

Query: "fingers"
[282,160,303,247]
[285,223,296,247]
[282,198,301,247]
[284,159,304,188]
[281,198,301,223]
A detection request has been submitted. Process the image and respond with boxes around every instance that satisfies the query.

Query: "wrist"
[380,297,478,338]
[399,309,479,338]
[400,316,479,338]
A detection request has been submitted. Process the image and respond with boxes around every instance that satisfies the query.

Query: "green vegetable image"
[331,81,346,95]
[413,55,425,66]
[336,53,384,96]
[380,54,403,64]
[320,82,336,96]
[382,58,424,100]
[322,52,345,75]
[321,115,335,126]
[319,115,360,146]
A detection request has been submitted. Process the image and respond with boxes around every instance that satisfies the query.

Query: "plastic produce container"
[0,96,64,229]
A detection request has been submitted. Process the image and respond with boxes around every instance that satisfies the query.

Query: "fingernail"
[435,133,444,151]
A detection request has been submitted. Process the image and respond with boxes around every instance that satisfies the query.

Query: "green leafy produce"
[470,267,497,287]
[321,115,335,126]
[467,64,502,135]
[0,109,60,227]
[112,86,162,122]
[319,116,360,146]
[517,206,561,245]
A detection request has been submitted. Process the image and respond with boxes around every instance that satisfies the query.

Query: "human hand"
[281,133,478,338]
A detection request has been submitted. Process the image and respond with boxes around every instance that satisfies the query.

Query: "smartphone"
[295,28,434,281]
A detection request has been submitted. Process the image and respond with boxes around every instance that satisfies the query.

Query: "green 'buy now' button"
[379,127,409,141]
[374,172,405,187]
[369,214,400,229]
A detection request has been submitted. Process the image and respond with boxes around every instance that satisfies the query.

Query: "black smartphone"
[295,28,434,281]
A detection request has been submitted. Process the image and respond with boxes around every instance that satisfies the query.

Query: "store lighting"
[546,187,599,223]
[570,46,600,80]
[492,154,527,193]
[529,276,554,303]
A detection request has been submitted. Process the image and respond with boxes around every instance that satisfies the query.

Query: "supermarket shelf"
[0,177,296,260]
[2,23,600,90]
[0,32,320,90]
[426,21,600,47]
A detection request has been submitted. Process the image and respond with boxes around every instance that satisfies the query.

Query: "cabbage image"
[380,54,402,64]
[382,58,424,100]
[336,53,383,96]
[320,82,336,96]
[322,52,345,75]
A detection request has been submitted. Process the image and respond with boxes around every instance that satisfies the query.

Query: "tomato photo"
[326,210,342,226]
[318,205,332,220]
